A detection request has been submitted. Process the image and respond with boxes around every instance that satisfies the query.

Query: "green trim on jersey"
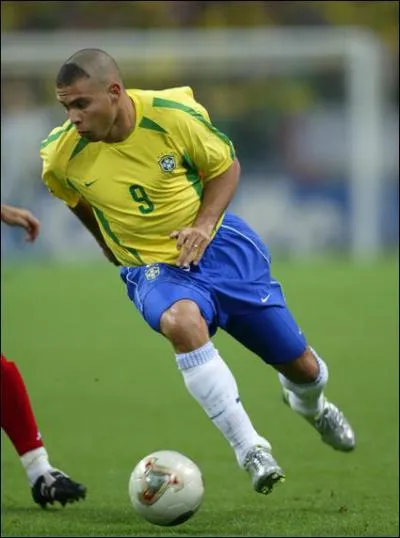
[66,178,80,191]
[93,206,144,265]
[70,138,90,160]
[125,246,145,265]
[41,122,74,149]
[152,97,235,160]
[139,117,168,134]
[182,152,203,199]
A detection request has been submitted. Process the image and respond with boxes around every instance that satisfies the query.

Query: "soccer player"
[1,203,87,507]
[40,49,355,496]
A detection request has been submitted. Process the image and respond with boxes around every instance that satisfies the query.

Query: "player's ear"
[108,83,122,102]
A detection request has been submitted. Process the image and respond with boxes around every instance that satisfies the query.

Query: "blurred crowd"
[2,2,397,175]
[1,1,398,256]
[2,1,398,55]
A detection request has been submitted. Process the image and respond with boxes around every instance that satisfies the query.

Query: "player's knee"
[160,300,209,352]
[275,346,321,384]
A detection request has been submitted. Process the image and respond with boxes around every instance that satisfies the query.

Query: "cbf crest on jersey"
[145,264,160,281]
[158,154,176,173]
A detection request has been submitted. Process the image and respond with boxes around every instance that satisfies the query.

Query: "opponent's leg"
[160,300,284,495]
[1,354,87,507]
[226,307,355,452]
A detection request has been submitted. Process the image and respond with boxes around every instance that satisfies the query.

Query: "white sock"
[278,348,328,418]
[20,447,53,486]
[176,341,270,467]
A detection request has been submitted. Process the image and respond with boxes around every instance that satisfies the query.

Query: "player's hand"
[0,204,40,242]
[99,244,121,266]
[170,226,211,268]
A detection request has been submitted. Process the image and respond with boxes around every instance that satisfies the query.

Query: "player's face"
[56,77,121,142]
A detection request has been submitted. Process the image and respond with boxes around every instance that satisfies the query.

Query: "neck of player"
[104,94,136,144]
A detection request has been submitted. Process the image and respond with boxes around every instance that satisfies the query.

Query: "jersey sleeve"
[40,129,81,208]
[176,107,236,183]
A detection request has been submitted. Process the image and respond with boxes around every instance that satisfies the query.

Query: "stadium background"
[2,1,398,260]
[1,2,398,537]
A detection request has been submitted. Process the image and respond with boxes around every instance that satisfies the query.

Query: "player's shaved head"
[56,48,122,88]
[55,48,133,144]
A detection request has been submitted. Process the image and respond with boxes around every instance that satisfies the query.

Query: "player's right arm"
[69,199,121,266]
[40,127,120,266]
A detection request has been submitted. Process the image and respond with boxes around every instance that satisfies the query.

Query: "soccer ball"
[128,450,204,527]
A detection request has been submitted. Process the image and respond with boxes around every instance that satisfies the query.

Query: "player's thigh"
[225,304,307,365]
[120,264,217,335]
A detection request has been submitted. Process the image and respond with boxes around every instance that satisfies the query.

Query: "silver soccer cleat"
[243,446,285,495]
[309,400,356,451]
[283,390,356,452]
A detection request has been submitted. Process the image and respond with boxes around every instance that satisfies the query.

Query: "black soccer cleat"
[32,470,87,508]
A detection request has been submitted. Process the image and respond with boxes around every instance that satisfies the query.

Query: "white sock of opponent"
[176,341,270,467]
[278,348,329,418]
[20,447,53,486]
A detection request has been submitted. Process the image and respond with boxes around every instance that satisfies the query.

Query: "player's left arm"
[170,113,240,267]
[171,159,240,267]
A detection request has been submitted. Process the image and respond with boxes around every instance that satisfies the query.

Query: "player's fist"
[170,227,211,268]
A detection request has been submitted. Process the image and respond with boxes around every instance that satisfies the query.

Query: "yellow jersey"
[40,86,235,266]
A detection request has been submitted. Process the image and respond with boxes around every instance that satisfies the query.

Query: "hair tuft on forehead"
[56,63,90,88]
[56,48,122,88]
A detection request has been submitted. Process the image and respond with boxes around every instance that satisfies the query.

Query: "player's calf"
[277,346,328,417]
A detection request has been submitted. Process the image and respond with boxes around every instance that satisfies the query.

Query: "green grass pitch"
[1,257,398,537]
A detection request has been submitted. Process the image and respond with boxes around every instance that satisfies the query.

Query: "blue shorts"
[120,213,307,365]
